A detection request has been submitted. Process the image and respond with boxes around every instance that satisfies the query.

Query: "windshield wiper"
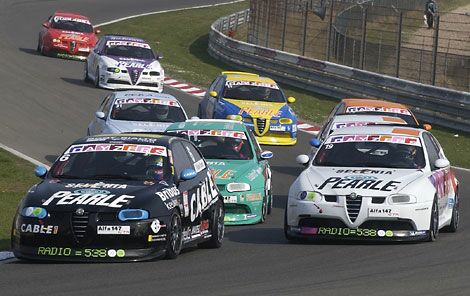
[84,174,139,181]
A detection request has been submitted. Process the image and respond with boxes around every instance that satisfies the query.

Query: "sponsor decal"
[247,167,263,181]
[106,40,150,48]
[42,191,135,208]
[194,159,206,173]
[223,195,237,203]
[37,247,125,258]
[57,34,89,43]
[148,234,166,242]
[428,170,449,199]
[239,107,280,117]
[270,125,286,131]
[210,169,235,180]
[53,16,91,24]
[368,208,399,217]
[20,224,59,235]
[207,161,225,166]
[156,186,180,202]
[64,143,167,156]
[200,219,210,231]
[225,80,279,89]
[183,191,189,217]
[190,173,219,222]
[114,98,177,106]
[334,169,393,175]
[174,130,246,139]
[318,177,400,191]
[333,122,375,129]
[150,219,162,233]
[65,182,127,189]
[97,225,130,235]
[346,106,411,115]
[327,135,421,146]
[116,61,149,69]
[246,193,261,201]
[85,136,160,144]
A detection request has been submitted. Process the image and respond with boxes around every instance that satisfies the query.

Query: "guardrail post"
[359,7,367,70]
[326,0,335,61]
[431,15,440,86]
[302,3,309,56]
[395,11,403,78]
[281,0,288,51]
[265,1,271,47]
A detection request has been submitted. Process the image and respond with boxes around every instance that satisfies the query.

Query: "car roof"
[329,125,424,137]
[72,133,183,147]
[341,98,409,109]
[331,114,407,125]
[223,71,277,84]
[113,91,178,101]
[54,11,90,20]
[166,119,247,132]
[104,35,147,43]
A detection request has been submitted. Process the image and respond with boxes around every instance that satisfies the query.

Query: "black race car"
[11,134,224,262]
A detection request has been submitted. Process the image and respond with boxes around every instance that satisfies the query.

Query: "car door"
[211,77,227,118]
[89,94,113,135]
[248,130,271,195]
[422,132,449,217]
[88,37,104,77]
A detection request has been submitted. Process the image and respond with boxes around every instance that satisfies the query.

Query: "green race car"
[166,119,273,225]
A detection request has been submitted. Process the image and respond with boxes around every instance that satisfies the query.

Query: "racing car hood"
[224,99,286,119]
[48,29,96,45]
[107,120,170,133]
[23,179,177,216]
[206,160,258,186]
[302,166,425,196]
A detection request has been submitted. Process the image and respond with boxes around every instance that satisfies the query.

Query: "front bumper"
[11,214,169,262]
[244,122,297,146]
[286,196,432,241]
[99,70,164,92]
[221,190,264,225]
[49,43,90,61]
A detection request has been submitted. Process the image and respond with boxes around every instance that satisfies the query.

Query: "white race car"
[85,35,164,92]
[286,125,459,242]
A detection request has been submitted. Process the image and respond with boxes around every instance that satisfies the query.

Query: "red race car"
[37,11,99,60]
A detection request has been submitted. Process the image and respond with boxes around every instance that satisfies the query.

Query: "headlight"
[21,207,48,219]
[279,118,293,124]
[226,183,250,192]
[106,67,121,73]
[297,191,323,202]
[226,115,243,121]
[388,194,417,204]
[52,38,61,43]
[118,209,149,221]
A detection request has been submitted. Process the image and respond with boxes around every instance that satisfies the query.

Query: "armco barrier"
[209,9,470,132]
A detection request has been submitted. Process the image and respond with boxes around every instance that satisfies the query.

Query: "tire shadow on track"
[18,47,41,56]
[225,227,287,245]
[60,77,96,89]
[273,194,287,210]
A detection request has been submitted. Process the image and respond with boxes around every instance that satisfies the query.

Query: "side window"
[319,118,334,141]
[171,142,194,177]
[429,133,444,158]
[182,142,207,173]
[326,102,342,122]
[247,130,262,159]
[423,133,440,170]
[214,77,226,98]
[208,78,218,91]
[94,38,105,53]
[101,94,114,115]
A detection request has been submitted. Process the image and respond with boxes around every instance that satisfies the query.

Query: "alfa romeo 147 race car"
[198,71,298,145]
[327,98,431,129]
[285,125,459,242]
[37,11,98,60]
[11,134,224,261]
[87,91,188,135]
[166,119,273,225]
[84,35,164,92]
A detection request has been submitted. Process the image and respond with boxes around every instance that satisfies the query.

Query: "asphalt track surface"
[0,1,468,295]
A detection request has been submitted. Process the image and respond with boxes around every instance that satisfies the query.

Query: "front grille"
[98,212,116,222]
[129,70,140,85]
[371,197,386,204]
[255,118,267,135]
[107,79,131,85]
[324,195,337,202]
[138,82,159,87]
[360,220,415,230]
[345,195,362,222]
[225,203,250,214]
[71,211,89,241]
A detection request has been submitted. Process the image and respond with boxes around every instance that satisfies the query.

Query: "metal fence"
[247,0,470,91]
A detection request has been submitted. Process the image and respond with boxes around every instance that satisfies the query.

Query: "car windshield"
[105,45,154,59]
[176,130,253,160]
[51,19,93,33]
[50,143,172,182]
[111,101,186,123]
[223,83,285,103]
[313,136,425,169]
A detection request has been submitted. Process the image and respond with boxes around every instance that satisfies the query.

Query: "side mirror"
[189,116,200,120]
[180,168,197,181]
[95,111,106,119]
[34,166,48,178]
[434,159,450,169]
[209,91,218,98]
[309,138,321,148]
[94,29,101,34]
[296,154,310,165]
[42,22,49,28]
[422,123,432,131]
[287,97,296,103]
[260,151,273,159]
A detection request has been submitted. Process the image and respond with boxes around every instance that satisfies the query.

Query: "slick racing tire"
[165,212,183,259]
[443,190,459,233]
[428,197,439,242]
[284,206,296,242]
[266,188,273,215]
[199,200,224,249]
[84,62,90,82]
[94,67,100,88]
[36,37,41,52]
[260,197,267,224]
